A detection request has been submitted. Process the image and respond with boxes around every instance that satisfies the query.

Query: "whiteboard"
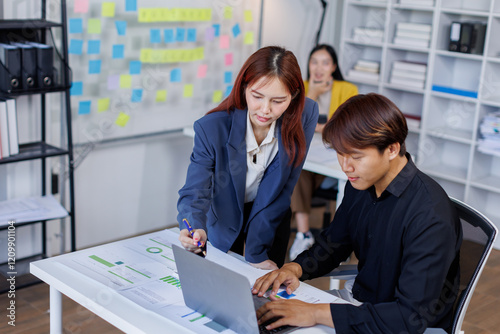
[66,0,262,144]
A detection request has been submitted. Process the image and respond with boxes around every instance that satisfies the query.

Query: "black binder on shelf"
[26,42,54,88]
[448,21,487,55]
[11,42,37,89]
[459,23,474,53]
[469,22,486,55]
[448,22,461,52]
[0,43,21,93]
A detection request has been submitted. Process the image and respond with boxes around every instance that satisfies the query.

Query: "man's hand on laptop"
[250,259,278,271]
[179,228,207,254]
[252,262,302,297]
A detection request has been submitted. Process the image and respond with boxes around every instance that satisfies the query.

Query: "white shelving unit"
[339,0,500,248]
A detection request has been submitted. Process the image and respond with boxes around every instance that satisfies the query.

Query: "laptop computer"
[172,244,297,334]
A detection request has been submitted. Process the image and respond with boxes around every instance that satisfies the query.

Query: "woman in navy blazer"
[177,46,319,269]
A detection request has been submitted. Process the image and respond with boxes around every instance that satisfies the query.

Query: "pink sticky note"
[74,0,89,13]
[197,64,208,78]
[225,53,233,66]
[219,35,230,49]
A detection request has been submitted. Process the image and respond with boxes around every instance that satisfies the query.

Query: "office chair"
[325,197,498,334]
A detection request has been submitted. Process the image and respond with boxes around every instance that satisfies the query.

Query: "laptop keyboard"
[252,295,295,334]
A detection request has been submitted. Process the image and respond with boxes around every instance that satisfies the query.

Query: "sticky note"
[129,61,141,75]
[197,64,208,78]
[69,18,83,34]
[115,21,127,36]
[74,0,89,13]
[205,26,215,41]
[131,89,143,102]
[212,90,223,103]
[70,81,83,96]
[78,100,91,115]
[176,28,186,42]
[244,31,254,45]
[69,39,83,54]
[212,24,220,37]
[170,68,181,83]
[87,19,101,34]
[219,35,229,49]
[183,84,194,98]
[225,85,233,97]
[125,0,137,12]
[225,53,233,66]
[187,28,197,42]
[244,10,253,22]
[87,40,100,54]
[150,29,161,43]
[102,2,115,17]
[107,75,120,90]
[97,98,110,112]
[232,24,241,38]
[115,112,130,127]
[224,71,232,84]
[156,90,167,102]
[223,6,233,19]
[112,44,124,59]
[88,60,101,74]
[164,29,175,43]
[120,74,132,88]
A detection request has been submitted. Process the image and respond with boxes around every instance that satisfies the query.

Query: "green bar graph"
[89,255,115,267]
[160,275,181,288]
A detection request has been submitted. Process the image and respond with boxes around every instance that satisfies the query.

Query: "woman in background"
[289,44,358,260]
[177,46,319,269]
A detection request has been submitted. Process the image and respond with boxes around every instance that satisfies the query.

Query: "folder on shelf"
[448,22,461,52]
[469,22,486,55]
[0,43,21,93]
[459,23,474,53]
[0,100,10,159]
[26,42,54,88]
[11,42,37,89]
[5,98,18,156]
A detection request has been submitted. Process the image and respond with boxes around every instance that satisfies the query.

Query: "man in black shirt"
[253,93,462,333]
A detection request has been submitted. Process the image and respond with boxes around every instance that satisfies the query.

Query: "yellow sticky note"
[156,90,167,102]
[102,2,115,17]
[87,19,101,34]
[183,84,194,98]
[115,112,130,127]
[120,75,132,88]
[212,90,223,103]
[223,6,233,19]
[244,10,253,22]
[97,98,110,112]
[140,49,152,63]
[138,8,151,22]
[244,31,254,45]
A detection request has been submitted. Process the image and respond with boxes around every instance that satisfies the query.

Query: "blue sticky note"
[213,24,220,37]
[129,61,142,75]
[88,60,101,74]
[115,21,127,36]
[131,89,143,102]
[87,40,101,54]
[224,71,232,84]
[69,39,83,55]
[112,44,124,59]
[150,29,161,43]
[187,28,197,42]
[176,28,185,42]
[125,0,137,11]
[232,24,241,38]
[170,68,181,83]
[69,18,83,34]
[164,29,175,43]
[224,85,233,98]
[78,100,91,115]
[70,81,83,96]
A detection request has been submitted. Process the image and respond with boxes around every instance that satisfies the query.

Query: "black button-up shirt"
[294,154,462,333]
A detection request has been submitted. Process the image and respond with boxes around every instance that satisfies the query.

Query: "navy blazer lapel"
[226,109,247,215]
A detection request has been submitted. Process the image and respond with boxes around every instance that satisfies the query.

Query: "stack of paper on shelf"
[393,22,432,48]
[352,27,384,44]
[399,0,435,6]
[390,60,427,89]
[347,59,380,82]
[0,98,19,159]
[478,112,500,157]
[404,114,422,130]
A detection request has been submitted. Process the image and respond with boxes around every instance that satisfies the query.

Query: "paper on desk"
[0,195,68,227]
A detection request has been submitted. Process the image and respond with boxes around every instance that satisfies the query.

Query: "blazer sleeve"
[176,120,216,231]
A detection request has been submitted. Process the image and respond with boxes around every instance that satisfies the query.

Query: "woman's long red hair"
[208,46,306,166]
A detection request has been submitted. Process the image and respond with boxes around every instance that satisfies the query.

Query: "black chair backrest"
[449,197,497,334]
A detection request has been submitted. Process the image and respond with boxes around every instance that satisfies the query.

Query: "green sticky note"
[102,2,115,17]
[115,112,130,127]
[120,75,132,88]
[244,10,253,22]
[88,19,101,34]
[183,84,194,98]
[223,6,232,19]
[212,90,223,103]
[156,90,167,102]
[244,31,254,45]
[97,98,110,112]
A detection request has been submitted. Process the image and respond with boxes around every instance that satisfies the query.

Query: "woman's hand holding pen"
[179,228,207,254]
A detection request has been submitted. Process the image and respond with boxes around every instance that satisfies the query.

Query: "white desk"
[31,229,341,333]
